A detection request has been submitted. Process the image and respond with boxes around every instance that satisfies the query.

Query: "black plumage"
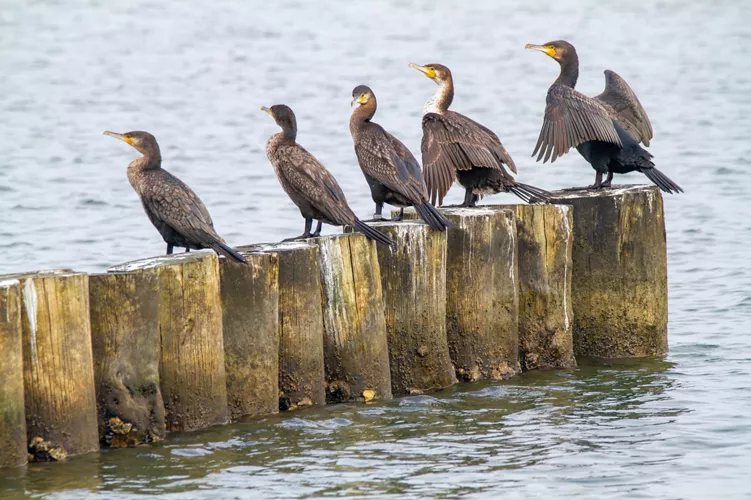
[409,63,552,207]
[349,85,451,231]
[262,104,393,247]
[526,40,682,193]
[103,130,247,263]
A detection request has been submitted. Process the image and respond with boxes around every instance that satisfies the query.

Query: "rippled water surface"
[2,0,750,498]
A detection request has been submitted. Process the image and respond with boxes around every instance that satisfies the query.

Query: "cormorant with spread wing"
[409,63,551,207]
[525,40,682,193]
[350,85,451,230]
[262,104,393,247]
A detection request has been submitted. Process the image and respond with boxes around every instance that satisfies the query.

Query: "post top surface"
[550,184,659,200]
[108,249,216,272]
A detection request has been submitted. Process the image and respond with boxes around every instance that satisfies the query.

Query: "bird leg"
[312,220,323,237]
[185,248,190,253]
[362,202,385,222]
[166,243,174,255]
[599,171,614,188]
[284,218,313,241]
[562,172,608,192]
[393,208,405,221]
[458,188,479,208]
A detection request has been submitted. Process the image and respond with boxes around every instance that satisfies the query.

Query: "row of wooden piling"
[0,186,669,468]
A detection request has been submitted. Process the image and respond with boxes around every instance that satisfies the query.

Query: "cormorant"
[409,63,552,207]
[103,130,247,264]
[525,40,683,193]
[349,85,452,231]
[262,104,394,247]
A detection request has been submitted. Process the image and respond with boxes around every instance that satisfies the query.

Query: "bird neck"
[424,79,453,115]
[128,150,161,172]
[280,124,297,142]
[555,56,579,88]
[351,99,377,127]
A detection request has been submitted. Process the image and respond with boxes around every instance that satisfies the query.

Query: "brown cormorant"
[349,85,452,231]
[525,40,682,193]
[103,130,247,263]
[409,63,552,207]
[262,104,394,247]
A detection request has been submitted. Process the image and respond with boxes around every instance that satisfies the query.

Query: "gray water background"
[1,0,750,498]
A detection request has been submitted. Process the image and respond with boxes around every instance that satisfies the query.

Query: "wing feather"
[594,69,653,146]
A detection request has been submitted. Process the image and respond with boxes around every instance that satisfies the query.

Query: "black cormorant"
[262,104,394,247]
[350,85,451,231]
[103,130,247,263]
[409,63,552,207]
[525,40,682,193]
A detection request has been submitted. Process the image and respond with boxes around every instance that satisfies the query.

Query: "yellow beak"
[260,106,274,118]
[409,63,436,79]
[103,131,133,145]
[525,43,556,57]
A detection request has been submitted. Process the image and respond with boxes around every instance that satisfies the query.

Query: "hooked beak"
[525,43,556,58]
[351,95,368,107]
[260,106,274,118]
[409,63,436,79]
[103,131,132,145]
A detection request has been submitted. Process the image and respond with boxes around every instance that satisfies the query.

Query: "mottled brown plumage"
[103,130,247,263]
[526,40,681,193]
[409,63,551,207]
[262,104,393,246]
[349,85,451,231]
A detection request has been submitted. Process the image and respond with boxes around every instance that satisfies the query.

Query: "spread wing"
[277,145,355,225]
[594,69,653,146]
[354,124,429,203]
[141,170,224,246]
[421,111,516,206]
[532,84,622,163]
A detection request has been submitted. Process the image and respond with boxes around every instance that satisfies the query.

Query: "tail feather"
[508,182,553,203]
[212,241,248,264]
[642,167,683,194]
[353,219,395,247]
[414,202,452,231]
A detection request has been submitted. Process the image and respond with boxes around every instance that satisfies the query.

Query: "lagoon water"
[1,0,750,498]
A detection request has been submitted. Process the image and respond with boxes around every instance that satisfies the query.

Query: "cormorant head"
[409,63,452,85]
[525,40,577,64]
[103,130,159,155]
[261,104,297,136]
[351,85,376,107]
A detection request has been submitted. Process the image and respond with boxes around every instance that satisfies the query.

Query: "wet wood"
[110,251,228,432]
[0,279,27,468]
[219,252,280,419]
[89,272,165,447]
[363,221,456,395]
[400,207,520,381]
[489,204,576,370]
[240,242,326,410]
[551,185,668,357]
[314,234,392,402]
[3,270,99,460]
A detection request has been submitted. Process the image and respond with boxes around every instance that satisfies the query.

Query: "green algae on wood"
[111,251,229,431]
[89,271,165,446]
[0,279,27,467]
[551,185,668,357]
[219,251,280,419]
[399,207,520,381]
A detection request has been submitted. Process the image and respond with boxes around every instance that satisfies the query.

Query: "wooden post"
[4,270,99,460]
[551,185,668,357]
[314,234,392,402]
[488,204,576,370]
[0,279,27,468]
[110,251,228,431]
[239,242,326,411]
[89,272,165,447]
[219,252,280,419]
[356,222,456,395]
[399,207,520,381]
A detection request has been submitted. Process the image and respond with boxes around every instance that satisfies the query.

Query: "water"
[1,0,750,498]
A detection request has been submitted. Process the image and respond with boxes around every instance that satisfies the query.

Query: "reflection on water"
[2,0,751,497]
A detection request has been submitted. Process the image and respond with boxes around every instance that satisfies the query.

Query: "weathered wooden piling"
[110,252,228,432]
[489,204,576,371]
[7,270,99,460]
[0,279,27,467]
[89,272,165,447]
[551,186,668,357]
[400,207,520,381]
[240,242,326,411]
[314,234,392,402]
[354,221,456,395]
[219,252,280,419]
